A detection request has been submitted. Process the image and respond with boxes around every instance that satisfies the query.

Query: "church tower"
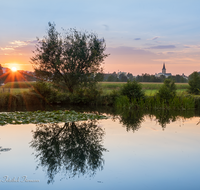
[162,63,166,74]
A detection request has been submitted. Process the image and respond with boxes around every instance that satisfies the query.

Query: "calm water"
[0,111,200,190]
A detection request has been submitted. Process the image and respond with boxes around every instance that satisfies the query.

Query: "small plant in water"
[0,110,108,125]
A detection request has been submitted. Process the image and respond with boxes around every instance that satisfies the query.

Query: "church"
[155,63,172,78]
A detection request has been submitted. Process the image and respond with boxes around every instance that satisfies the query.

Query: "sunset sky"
[0,0,199,76]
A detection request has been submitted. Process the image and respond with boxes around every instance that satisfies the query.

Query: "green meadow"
[0,81,189,96]
[0,88,30,94]
[98,82,189,95]
[0,81,190,95]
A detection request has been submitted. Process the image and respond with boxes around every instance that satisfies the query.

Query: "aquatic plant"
[0,110,107,125]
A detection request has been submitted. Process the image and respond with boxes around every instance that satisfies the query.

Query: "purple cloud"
[152,36,159,40]
[106,46,154,55]
[134,38,141,40]
[167,52,175,54]
[148,45,176,49]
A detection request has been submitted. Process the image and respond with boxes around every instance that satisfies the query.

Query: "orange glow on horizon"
[4,63,20,71]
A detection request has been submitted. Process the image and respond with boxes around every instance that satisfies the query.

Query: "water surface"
[0,111,199,190]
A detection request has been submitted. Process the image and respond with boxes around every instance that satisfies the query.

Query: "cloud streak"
[9,40,37,47]
[1,47,14,51]
[134,38,141,40]
[148,45,176,49]
[184,45,200,49]
[147,36,160,41]
[152,36,159,40]
[106,46,154,55]
[0,40,37,55]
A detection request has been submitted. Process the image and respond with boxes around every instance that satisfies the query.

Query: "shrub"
[115,95,130,108]
[157,79,176,103]
[99,90,120,106]
[188,72,200,95]
[69,84,103,105]
[31,81,58,103]
[120,80,144,102]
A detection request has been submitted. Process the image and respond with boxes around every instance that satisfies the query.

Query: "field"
[0,88,30,94]
[0,81,189,96]
[2,81,36,88]
[98,82,189,95]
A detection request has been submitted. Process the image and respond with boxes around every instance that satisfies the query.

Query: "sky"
[0,0,199,76]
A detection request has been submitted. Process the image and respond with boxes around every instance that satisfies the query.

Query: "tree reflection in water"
[151,110,196,129]
[30,121,107,184]
[116,109,197,132]
[117,110,144,132]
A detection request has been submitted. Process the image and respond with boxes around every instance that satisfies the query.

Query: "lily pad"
[0,110,107,125]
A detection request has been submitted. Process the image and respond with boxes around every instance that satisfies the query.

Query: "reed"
[114,94,195,110]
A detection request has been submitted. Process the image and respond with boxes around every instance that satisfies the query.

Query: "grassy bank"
[0,88,30,94]
[2,81,36,88]
[0,81,199,111]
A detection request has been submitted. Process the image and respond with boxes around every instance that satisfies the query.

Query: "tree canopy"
[31,22,108,93]
[188,71,200,94]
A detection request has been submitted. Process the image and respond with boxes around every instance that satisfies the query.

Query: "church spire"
[163,63,166,70]
[162,63,166,74]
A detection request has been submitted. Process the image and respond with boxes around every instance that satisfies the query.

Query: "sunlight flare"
[11,67,17,72]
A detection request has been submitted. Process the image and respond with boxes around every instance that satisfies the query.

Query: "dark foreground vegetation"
[0,77,200,111]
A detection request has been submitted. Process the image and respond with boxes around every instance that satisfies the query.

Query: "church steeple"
[162,63,166,74]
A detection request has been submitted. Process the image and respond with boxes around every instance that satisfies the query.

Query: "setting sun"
[11,67,17,72]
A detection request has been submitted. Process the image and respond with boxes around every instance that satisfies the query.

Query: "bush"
[31,81,58,103]
[69,84,103,105]
[188,72,200,95]
[115,95,130,108]
[120,80,144,102]
[157,79,176,103]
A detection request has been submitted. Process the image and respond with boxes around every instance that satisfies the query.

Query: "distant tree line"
[103,72,134,82]
[135,73,188,83]
[101,72,188,83]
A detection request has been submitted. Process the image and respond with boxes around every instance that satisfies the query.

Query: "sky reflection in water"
[0,111,199,190]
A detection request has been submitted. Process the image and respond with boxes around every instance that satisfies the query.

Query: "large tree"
[31,22,108,93]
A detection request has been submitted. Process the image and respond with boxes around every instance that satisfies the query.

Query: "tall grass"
[0,91,46,109]
[115,94,196,110]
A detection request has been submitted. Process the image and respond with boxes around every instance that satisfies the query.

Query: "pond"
[0,108,200,190]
